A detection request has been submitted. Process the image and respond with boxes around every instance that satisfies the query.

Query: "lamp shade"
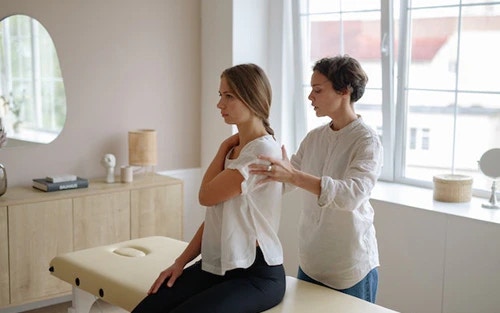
[128,129,157,166]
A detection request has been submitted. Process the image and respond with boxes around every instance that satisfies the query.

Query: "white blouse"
[201,135,283,275]
[291,118,383,289]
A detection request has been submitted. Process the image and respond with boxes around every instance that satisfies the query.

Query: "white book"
[45,174,78,183]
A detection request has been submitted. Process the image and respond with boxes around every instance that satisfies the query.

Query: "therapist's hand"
[249,145,296,184]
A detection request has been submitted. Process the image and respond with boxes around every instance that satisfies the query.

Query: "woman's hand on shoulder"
[250,145,321,195]
[221,133,240,150]
[147,261,185,294]
[249,145,295,184]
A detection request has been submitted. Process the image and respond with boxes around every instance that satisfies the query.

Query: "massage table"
[49,236,398,313]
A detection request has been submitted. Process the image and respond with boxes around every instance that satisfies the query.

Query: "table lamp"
[128,129,157,173]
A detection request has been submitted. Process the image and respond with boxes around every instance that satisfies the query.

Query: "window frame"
[296,0,499,196]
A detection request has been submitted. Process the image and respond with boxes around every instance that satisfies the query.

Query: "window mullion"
[394,0,411,182]
[292,0,307,149]
[450,4,464,174]
[31,18,43,129]
[380,0,395,181]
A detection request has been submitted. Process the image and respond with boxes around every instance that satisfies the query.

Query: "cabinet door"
[73,191,130,250]
[9,200,73,304]
[0,206,8,306]
[131,183,182,240]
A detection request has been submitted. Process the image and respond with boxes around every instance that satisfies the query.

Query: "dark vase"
[0,164,6,196]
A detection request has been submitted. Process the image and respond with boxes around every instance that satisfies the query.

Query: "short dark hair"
[313,55,368,103]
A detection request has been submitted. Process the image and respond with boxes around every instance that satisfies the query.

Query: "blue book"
[32,177,89,192]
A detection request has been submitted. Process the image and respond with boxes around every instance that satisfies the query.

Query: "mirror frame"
[0,14,67,148]
[479,148,500,179]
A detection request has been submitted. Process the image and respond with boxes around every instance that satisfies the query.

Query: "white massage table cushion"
[50,236,189,312]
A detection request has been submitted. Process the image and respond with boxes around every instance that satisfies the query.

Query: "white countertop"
[371,181,500,225]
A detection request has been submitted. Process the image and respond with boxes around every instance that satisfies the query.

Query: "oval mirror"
[479,148,500,179]
[0,14,66,147]
[479,148,500,209]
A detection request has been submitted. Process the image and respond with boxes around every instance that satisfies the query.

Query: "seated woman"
[132,63,285,313]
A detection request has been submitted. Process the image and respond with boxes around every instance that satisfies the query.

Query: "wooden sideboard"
[0,174,183,309]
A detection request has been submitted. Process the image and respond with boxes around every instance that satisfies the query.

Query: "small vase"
[0,164,7,196]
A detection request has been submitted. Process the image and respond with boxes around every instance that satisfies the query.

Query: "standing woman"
[250,55,383,303]
[132,63,285,313]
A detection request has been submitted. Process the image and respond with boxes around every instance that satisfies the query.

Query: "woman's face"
[217,77,253,125]
[307,71,343,118]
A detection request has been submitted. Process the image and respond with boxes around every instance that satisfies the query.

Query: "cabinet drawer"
[131,183,183,239]
[0,206,8,306]
[73,191,130,250]
[9,200,73,304]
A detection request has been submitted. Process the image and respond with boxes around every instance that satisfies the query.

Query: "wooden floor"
[23,302,70,313]
[24,300,126,313]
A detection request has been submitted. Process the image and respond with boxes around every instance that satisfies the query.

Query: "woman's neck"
[329,105,358,131]
[236,119,268,146]
[330,115,357,131]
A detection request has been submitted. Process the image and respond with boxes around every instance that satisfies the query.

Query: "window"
[409,127,430,150]
[409,127,417,150]
[297,0,500,193]
[421,128,429,150]
[298,0,383,134]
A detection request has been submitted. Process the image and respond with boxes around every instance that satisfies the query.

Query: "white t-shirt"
[291,118,383,289]
[201,135,283,275]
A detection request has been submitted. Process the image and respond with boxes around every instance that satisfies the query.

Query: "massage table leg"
[68,286,96,313]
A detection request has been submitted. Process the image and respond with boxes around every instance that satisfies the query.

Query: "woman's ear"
[337,88,349,96]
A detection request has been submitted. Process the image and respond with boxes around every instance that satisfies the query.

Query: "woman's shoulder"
[357,119,380,137]
[244,135,281,156]
[303,122,330,136]
[351,119,382,147]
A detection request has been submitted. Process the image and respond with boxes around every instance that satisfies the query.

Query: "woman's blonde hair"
[221,63,274,136]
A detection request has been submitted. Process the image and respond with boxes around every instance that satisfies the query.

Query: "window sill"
[8,127,57,144]
[371,181,500,225]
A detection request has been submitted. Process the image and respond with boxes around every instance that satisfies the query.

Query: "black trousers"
[132,248,286,313]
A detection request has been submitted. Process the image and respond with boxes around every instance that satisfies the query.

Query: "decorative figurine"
[101,153,116,183]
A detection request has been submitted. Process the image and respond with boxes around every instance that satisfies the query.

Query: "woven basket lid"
[433,174,473,185]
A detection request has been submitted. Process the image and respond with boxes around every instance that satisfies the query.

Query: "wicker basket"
[433,174,473,203]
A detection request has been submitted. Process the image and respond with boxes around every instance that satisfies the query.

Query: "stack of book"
[32,174,89,192]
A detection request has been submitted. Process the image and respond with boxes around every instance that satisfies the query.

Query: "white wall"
[201,0,273,171]
[374,198,500,313]
[374,201,446,312]
[0,0,201,187]
[159,168,204,241]
[200,0,234,170]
